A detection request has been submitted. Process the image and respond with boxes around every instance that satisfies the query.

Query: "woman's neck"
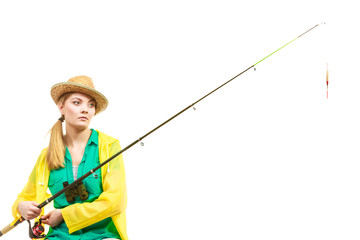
[64,127,92,148]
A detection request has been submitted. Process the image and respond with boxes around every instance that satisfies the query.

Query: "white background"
[0,0,359,239]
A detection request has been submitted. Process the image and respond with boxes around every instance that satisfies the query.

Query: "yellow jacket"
[11,130,128,240]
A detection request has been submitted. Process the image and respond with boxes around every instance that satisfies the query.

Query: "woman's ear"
[58,102,64,115]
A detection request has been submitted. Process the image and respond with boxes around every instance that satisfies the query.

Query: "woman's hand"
[17,201,41,220]
[41,210,64,228]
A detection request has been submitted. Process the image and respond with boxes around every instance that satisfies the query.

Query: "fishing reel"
[27,218,45,239]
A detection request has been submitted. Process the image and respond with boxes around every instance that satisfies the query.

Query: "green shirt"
[47,129,120,240]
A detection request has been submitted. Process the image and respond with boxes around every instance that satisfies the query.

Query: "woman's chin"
[68,122,90,131]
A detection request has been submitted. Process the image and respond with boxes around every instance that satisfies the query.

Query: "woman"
[11,76,128,240]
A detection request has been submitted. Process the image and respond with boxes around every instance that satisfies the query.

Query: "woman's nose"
[81,106,89,114]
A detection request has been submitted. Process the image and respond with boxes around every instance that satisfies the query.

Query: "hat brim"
[51,82,108,114]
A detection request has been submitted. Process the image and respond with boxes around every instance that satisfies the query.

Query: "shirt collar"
[87,129,98,147]
[65,129,98,161]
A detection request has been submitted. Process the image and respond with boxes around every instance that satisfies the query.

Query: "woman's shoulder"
[95,129,119,145]
[36,147,48,160]
[95,130,122,159]
[31,147,49,170]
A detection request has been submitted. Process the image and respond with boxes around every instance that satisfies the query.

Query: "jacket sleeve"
[61,141,127,233]
[11,149,49,222]
[11,160,38,219]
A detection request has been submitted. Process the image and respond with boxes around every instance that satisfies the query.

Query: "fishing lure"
[327,62,329,98]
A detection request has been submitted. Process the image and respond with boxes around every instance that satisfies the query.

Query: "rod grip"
[0,217,24,237]
[0,223,16,236]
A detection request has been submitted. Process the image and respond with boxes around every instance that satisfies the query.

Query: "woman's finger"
[41,219,49,225]
[41,213,49,219]
[30,207,42,215]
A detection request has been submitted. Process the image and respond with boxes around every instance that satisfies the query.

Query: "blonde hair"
[46,93,72,170]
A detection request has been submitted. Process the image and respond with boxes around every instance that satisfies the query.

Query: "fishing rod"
[0,22,324,239]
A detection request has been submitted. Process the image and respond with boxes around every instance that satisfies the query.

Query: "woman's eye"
[89,103,95,108]
[73,101,80,105]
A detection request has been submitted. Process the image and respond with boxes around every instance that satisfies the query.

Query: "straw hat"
[50,75,108,114]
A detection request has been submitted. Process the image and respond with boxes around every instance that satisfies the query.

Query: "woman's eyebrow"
[70,97,95,102]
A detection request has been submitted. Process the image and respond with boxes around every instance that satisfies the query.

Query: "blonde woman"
[12,76,127,240]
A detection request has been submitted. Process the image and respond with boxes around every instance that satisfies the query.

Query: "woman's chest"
[67,147,85,167]
[48,145,103,208]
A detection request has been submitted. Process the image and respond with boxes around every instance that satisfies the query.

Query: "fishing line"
[0,22,324,239]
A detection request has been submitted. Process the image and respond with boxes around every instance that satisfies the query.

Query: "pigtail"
[46,93,71,170]
[46,116,65,170]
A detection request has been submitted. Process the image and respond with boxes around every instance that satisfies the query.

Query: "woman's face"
[59,92,96,131]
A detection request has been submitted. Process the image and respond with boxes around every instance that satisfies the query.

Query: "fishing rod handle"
[0,224,15,237]
[0,217,24,237]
